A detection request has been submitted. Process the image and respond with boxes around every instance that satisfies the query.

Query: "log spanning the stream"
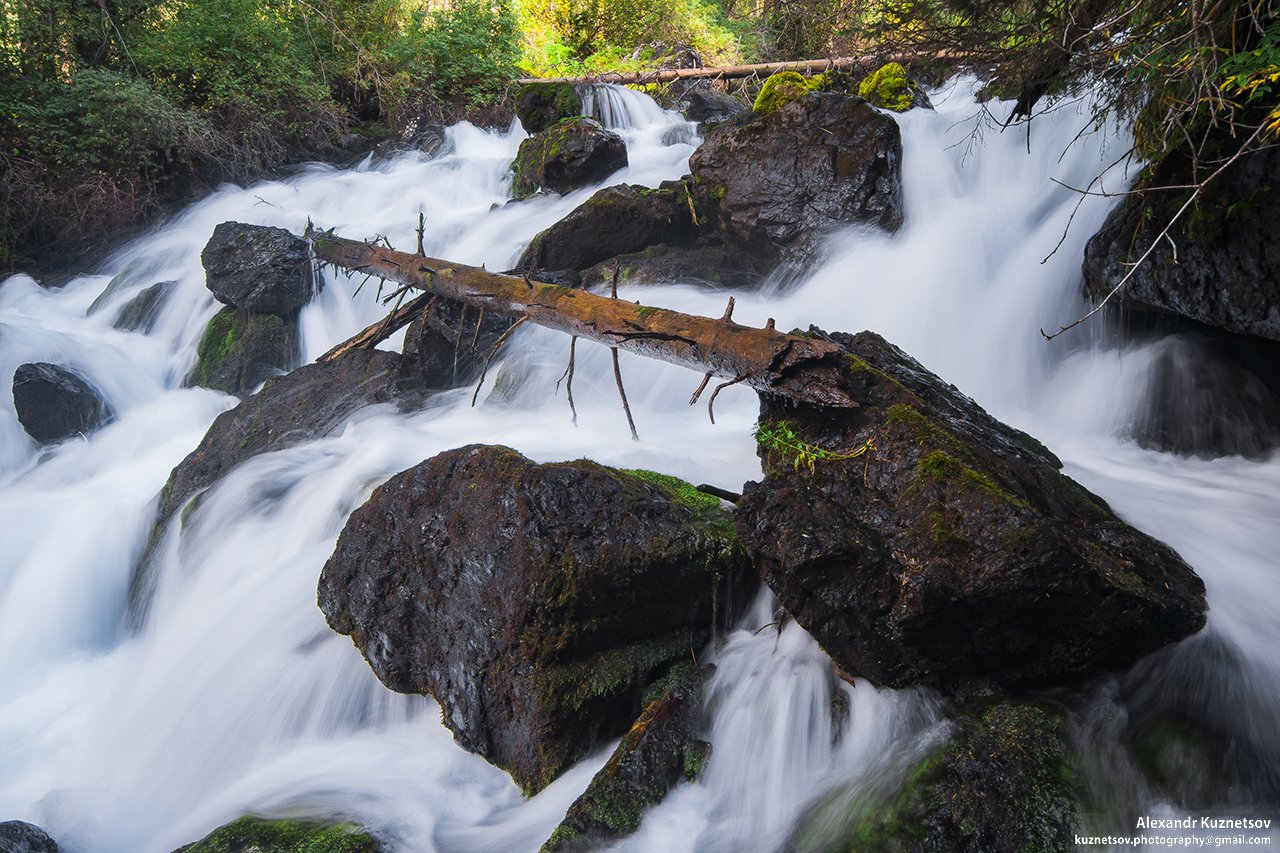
[309,230,859,409]
[515,53,955,86]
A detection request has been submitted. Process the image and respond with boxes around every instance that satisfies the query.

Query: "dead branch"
[471,317,529,406]
[515,53,953,86]
[318,292,435,363]
[310,230,860,409]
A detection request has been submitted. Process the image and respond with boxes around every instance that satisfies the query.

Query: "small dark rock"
[201,222,317,318]
[516,182,695,272]
[516,83,584,134]
[542,664,711,852]
[113,280,178,333]
[1129,712,1228,809]
[172,815,381,852]
[1081,143,1280,343]
[400,297,512,389]
[318,449,749,793]
[511,119,628,199]
[689,93,903,264]
[737,329,1206,691]
[678,87,746,124]
[0,821,60,853]
[184,307,299,397]
[12,362,115,444]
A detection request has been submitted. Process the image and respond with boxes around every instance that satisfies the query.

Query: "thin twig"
[611,348,639,440]
[689,372,713,405]
[471,318,528,406]
[707,373,748,424]
[1042,124,1265,341]
[554,336,579,425]
[416,211,426,256]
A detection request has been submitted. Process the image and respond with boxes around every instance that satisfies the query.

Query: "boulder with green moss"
[511,118,627,199]
[856,62,932,112]
[689,93,903,265]
[318,447,750,793]
[752,71,821,114]
[542,663,711,852]
[797,702,1078,852]
[516,182,696,272]
[516,83,584,134]
[173,815,381,852]
[736,328,1206,691]
[185,306,298,397]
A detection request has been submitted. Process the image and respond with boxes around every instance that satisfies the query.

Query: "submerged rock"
[201,222,317,318]
[829,702,1078,852]
[516,83,584,134]
[516,182,696,272]
[689,93,903,265]
[542,663,710,852]
[133,349,430,620]
[511,118,628,199]
[1081,144,1280,343]
[12,362,115,444]
[112,280,178,333]
[0,820,60,853]
[173,816,381,852]
[185,307,299,397]
[319,449,749,793]
[737,328,1206,691]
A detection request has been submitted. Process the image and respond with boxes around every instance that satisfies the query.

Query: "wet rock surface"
[201,222,317,317]
[112,280,178,333]
[318,447,749,793]
[515,83,584,134]
[737,328,1207,691]
[512,118,628,199]
[0,821,60,853]
[173,816,382,852]
[689,92,903,264]
[1082,145,1280,343]
[184,307,299,397]
[12,362,115,444]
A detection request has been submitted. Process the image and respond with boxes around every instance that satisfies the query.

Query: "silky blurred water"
[1,82,1275,851]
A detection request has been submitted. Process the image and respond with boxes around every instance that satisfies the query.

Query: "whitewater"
[1,80,1276,852]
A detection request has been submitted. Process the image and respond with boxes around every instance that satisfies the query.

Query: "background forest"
[1,0,1276,272]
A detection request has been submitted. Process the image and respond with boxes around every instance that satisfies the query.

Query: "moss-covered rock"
[173,816,381,852]
[856,62,930,112]
[516,83,584,134]
[318,447,751,793]
[1129,713,1228,808]
[841,702,1079,852]
[511,118,627,199]
[737,328,1207,691]
[186,307,298,397]
[541,663,711,852]
[752,71,820,114]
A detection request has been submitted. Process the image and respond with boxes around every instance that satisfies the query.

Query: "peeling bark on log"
[309,231,859,408]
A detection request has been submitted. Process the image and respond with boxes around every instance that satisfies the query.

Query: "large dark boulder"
[12,362,115,444]
[185,307,299,397]
[201,222,317,318]
[318,450,749,793]
[516,182,696,272]
[173,816,381,852]
[1082,145,1280,343]
[132,349,431,620]
[516,83,583,134]
[689,92,903,263]
[0,821,60,853]
[737,328,1206,692]
[542,664,710,852]
[512,118,628,199]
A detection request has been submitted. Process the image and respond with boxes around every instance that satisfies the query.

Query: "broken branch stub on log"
[309,231,859,409]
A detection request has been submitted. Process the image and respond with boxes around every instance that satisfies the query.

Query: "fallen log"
[515,53,955,86]
[308,230,859,409]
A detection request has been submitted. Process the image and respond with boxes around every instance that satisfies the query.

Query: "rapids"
[1,80,1276,852]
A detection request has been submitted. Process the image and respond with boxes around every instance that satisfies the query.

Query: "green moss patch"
[857,62,917,112]
[622,469,722,514]
[753,71,821,114]
[175,816,382,852]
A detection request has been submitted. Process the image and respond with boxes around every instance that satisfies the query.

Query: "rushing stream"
[1,81,1277,852]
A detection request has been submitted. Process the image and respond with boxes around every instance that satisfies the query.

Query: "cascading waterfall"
[1,80,1276,852]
